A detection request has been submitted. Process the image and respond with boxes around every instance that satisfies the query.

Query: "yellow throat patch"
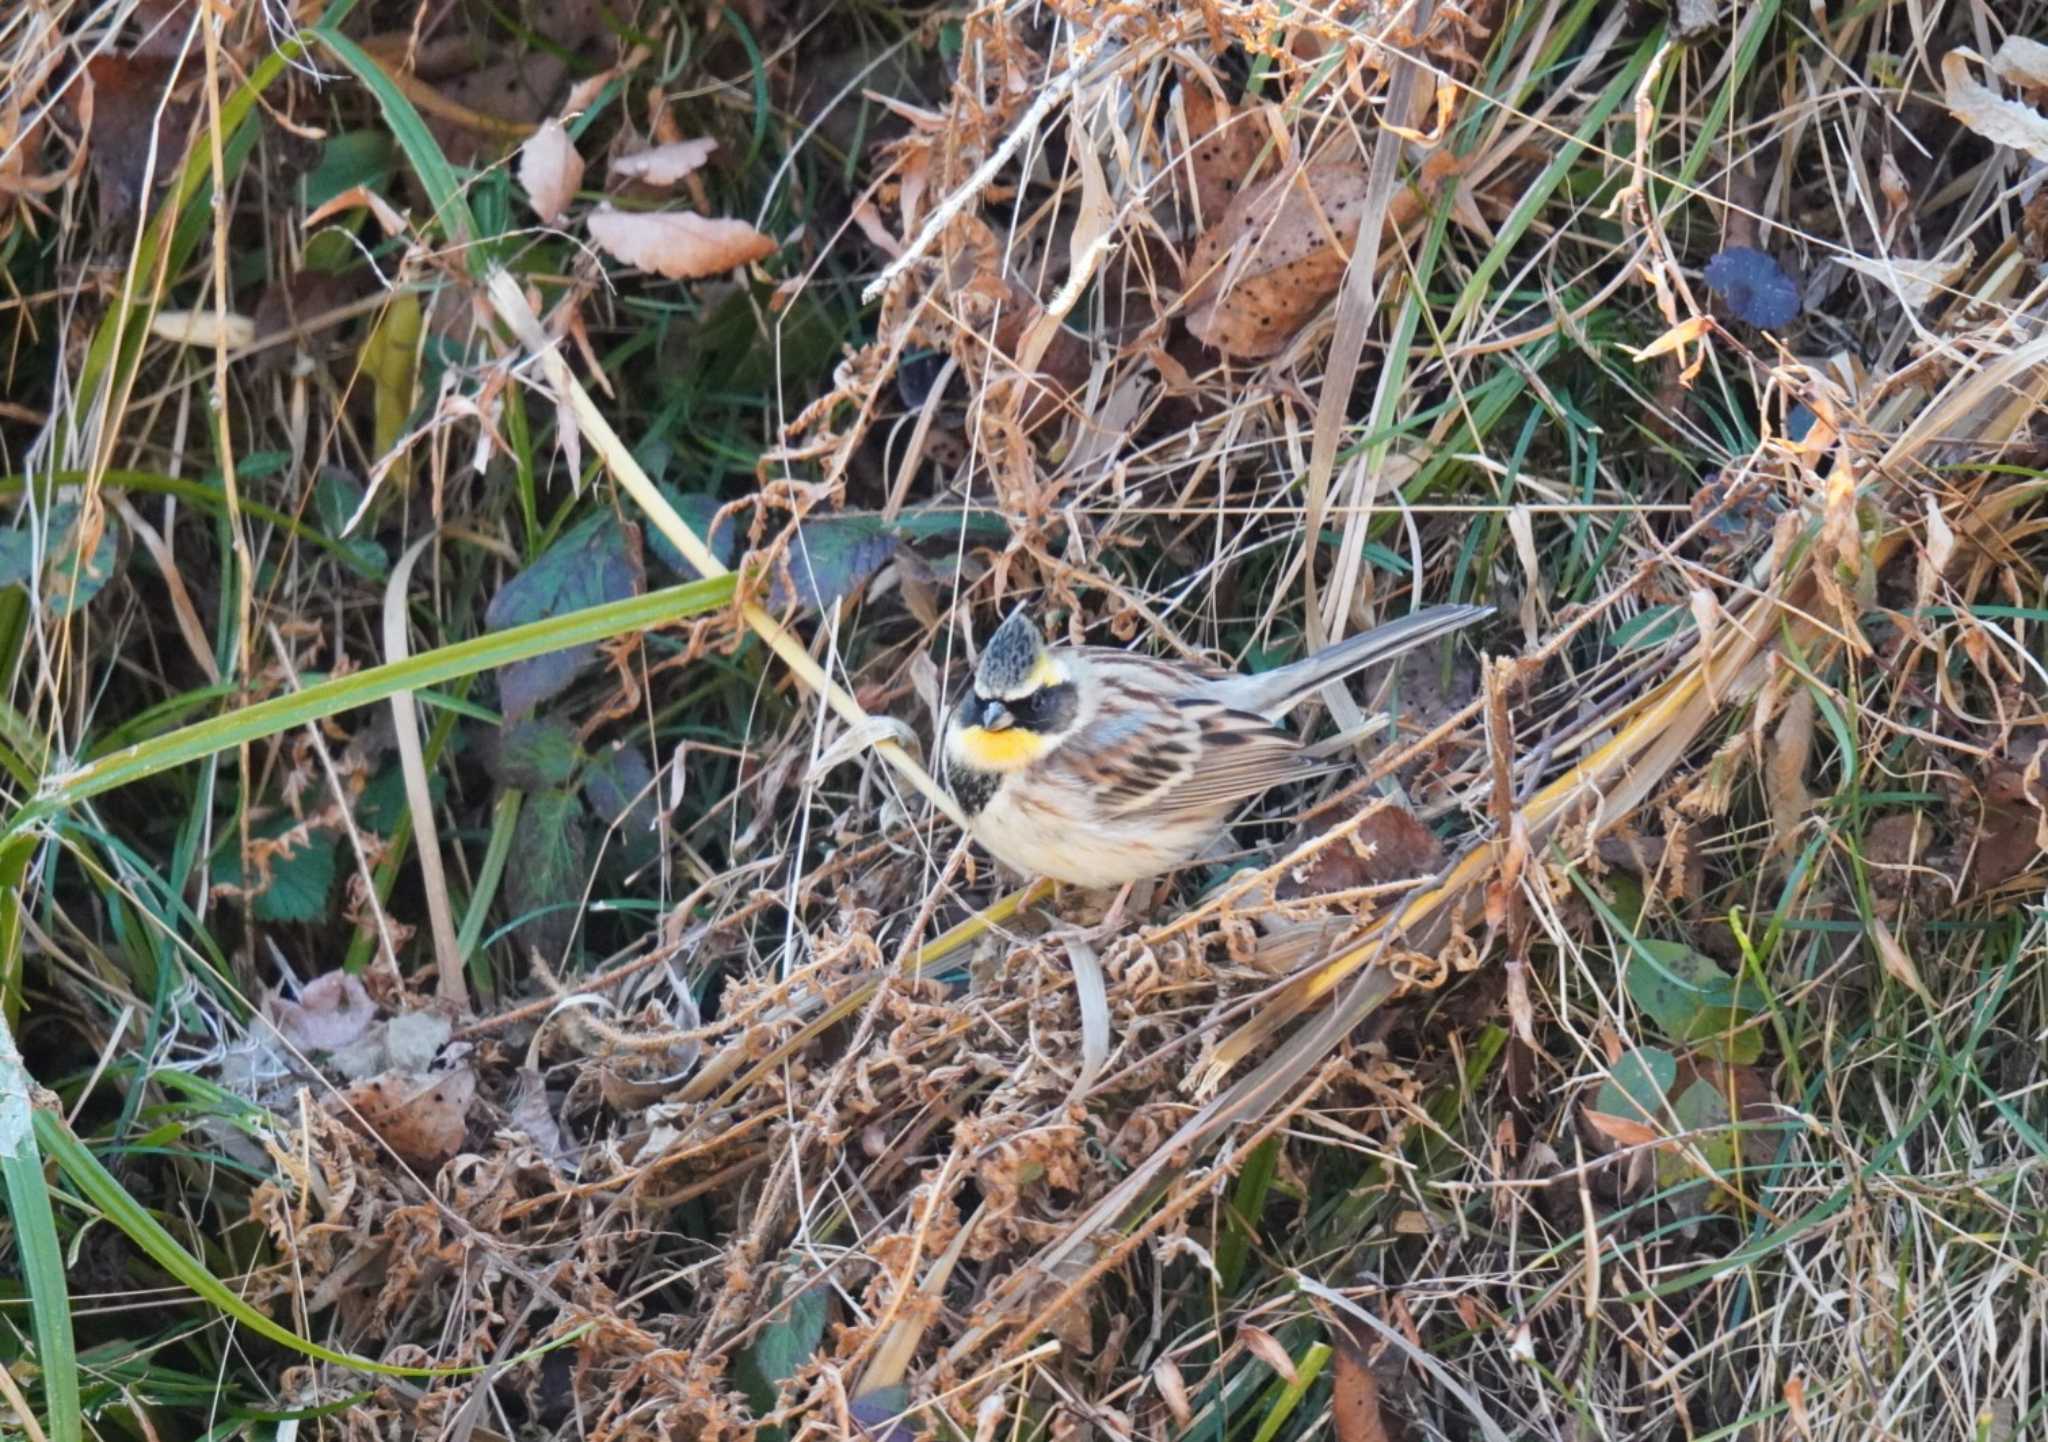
[953,723,1053,771]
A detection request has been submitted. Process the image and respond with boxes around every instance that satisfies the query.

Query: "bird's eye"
[1006,682,1076,732]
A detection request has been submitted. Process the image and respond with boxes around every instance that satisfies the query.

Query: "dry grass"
[2,0,2046,1440]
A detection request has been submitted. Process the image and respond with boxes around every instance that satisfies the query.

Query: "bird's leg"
[1096,880,1138,935]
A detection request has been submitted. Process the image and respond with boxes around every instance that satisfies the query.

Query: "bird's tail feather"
[1229,603,1492,717]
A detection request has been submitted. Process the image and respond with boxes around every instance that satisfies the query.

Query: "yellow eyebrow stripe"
[1028,654,1064,690]
[955,724,1053,771]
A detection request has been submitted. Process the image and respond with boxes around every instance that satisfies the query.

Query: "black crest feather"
[975,608,1047,698]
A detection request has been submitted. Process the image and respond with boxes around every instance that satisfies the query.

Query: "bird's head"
[946,608,1081,773]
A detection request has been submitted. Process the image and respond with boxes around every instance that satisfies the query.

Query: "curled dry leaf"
[848,199,903,257]
[1183,145,1370,358]
[1581,1107,1661,1150]
[561,67,618,118]
[1582,1045,1677,1154]
[1867,914,1932,1006]
[1917,492,1957,612]
[1944,45,2048,164]
[266,970,377,1052]
[337,1067,476,1169]
[1152,1360,1192,1428]
[1240,1324,1298,1383]
[507,1067,573,1164]
[304,183,411,238]
[1328,1312,1393,1442]
[586,204,776,279]
[519,118,585,224]
[1765,688,1815,859]
[149,308,256,349]
[1504,956,1536,1045]
[610,138,718,186]
[0,47,81,207]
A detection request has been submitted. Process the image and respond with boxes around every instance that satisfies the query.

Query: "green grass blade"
[1245,1341,1329,1442]
[460,787,524,967]
[1216,1134,1279,1294]
[1,1025,80,1442]
[1446,28,1660,337]
[307,26,477,251]
[0,835,30,1028]
[8,573,735,832]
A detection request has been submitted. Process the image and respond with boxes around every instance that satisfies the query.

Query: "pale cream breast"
[968,771,1220,886]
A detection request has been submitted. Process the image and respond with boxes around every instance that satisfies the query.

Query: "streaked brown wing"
[1050,651,1323,826]
[1126,700,1317,817]
[1060,697,1315,821]
[1055,693,1205,810]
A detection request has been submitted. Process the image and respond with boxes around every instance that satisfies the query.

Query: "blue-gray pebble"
[1705,247,1801,330]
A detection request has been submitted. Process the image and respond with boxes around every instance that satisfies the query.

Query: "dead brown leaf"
[1328,1312,1393,1442]
[1970,752,2047,895]
[1183,144,1371,357]
[1765,688,1815,858]
[251,268,368,349]
[1280,796,1445,900]
[610,138,718,187]
[1868,913,1933,1005]
[987,297,1094,432]
[303,184,411,237]
[1581,1108,1661,1150]
[586,205,776,279]
[1177,85,1276,229]
[66,54,200,228]
[411,0,611,173]
[1240,1324,1297,1383]
[1864,810,1930,908]
[338,1067,476,1169]
[427,53,562,163]
[519,119,585,224]
[266,971,378,1052]
[1943,46,2048,163]
[1152,1359,1192,1428]
[124,0,200,59]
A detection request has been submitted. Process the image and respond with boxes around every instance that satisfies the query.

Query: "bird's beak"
[975,698,1014,732]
